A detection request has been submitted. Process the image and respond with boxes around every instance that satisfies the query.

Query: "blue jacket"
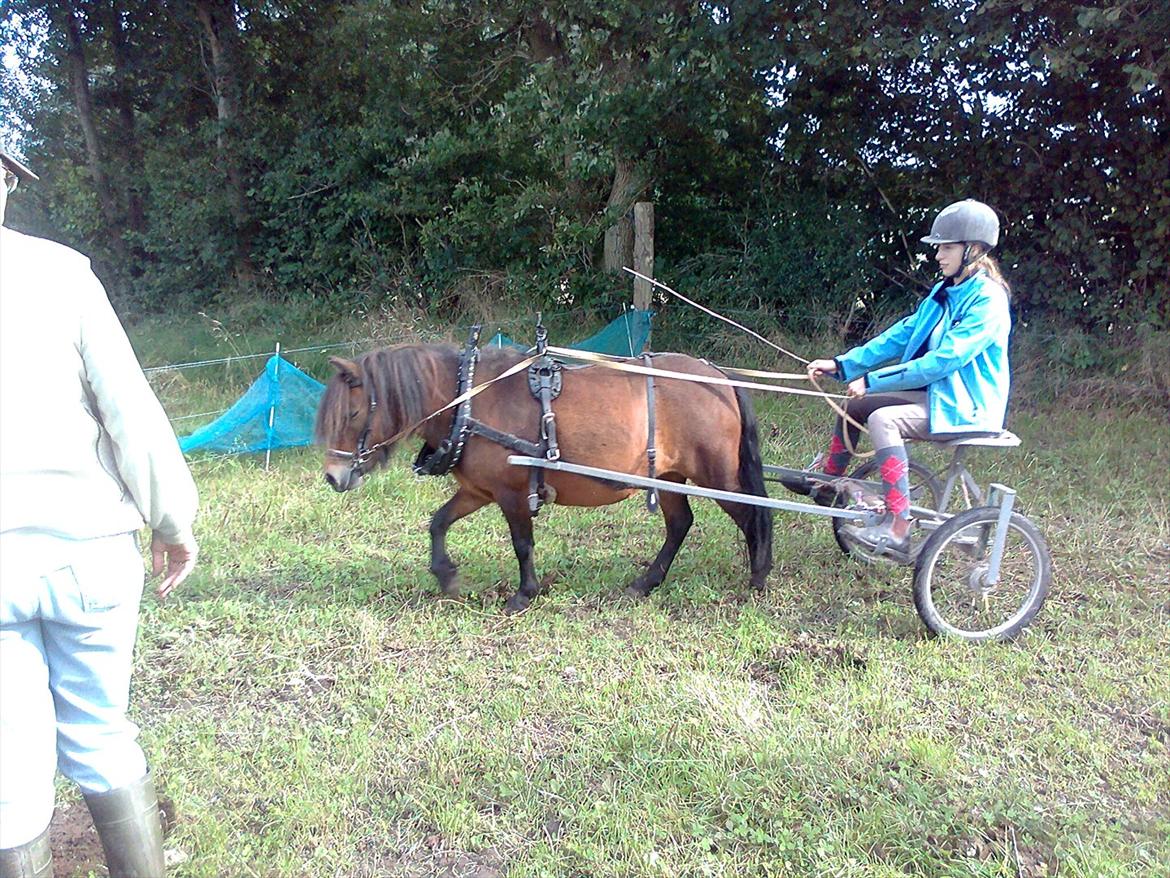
[835,272,1012,434]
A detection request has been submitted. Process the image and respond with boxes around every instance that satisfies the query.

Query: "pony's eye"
[349,410,359,420]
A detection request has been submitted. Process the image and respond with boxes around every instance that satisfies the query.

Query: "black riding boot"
[0,825,53,878]
[83,774,166,878]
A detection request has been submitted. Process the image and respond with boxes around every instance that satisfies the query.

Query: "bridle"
[327,391,396,477]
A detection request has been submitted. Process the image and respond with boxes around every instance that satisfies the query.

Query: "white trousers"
[0,532,147,847]
[863,391,932,449]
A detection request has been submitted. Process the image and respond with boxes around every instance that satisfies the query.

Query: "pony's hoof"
[504,594,531,615]
[432,566,461,597]
[624,580,652,599]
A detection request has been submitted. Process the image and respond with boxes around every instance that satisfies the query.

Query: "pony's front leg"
[498,495,541,614]
[429,488,490,596]
[627,483,693,598]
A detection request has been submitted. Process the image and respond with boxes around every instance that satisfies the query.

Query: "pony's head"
[316,356,380,492]
[315,348,437,492]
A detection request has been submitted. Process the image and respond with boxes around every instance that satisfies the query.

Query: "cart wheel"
[832,459,943,565]
[912,506,1051,641]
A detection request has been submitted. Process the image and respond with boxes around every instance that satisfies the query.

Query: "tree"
[760,0,1170,326]
[102,0,146,238]
[1,0,1164,327]
[194,0,256,286]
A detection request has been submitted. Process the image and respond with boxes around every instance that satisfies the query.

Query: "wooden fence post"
[633,201,654,311]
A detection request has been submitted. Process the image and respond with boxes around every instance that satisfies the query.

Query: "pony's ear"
[329,356,363,389]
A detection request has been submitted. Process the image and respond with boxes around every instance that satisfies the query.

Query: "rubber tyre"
[832,458,943,565]
[912,506,1051,641]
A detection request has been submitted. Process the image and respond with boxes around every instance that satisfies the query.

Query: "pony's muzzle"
[324,468,360,492]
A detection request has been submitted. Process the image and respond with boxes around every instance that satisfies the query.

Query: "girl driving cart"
[788,199,1012,557]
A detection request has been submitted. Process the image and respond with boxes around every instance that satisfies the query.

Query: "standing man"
[1,148,199,877]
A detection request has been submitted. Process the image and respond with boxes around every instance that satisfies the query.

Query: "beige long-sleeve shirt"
[0,227,198,577]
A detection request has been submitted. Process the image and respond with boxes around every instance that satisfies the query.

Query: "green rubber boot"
[0,826,53,878]
[84,774,166,878]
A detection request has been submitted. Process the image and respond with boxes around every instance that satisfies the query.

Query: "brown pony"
[316,344,772,613]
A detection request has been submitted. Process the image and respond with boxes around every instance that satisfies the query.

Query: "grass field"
[53,310,1169,877]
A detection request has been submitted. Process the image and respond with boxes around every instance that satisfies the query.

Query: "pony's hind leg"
[716,499,773,591]
[498,493,541,615]
[429,487,490,596]
[627,478,693,598]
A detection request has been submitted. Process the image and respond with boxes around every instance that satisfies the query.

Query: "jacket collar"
[930,270,987,308]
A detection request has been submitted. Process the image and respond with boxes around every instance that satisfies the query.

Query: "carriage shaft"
[507,456,882,522]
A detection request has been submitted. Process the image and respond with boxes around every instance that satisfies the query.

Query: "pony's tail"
[734,386,774,584]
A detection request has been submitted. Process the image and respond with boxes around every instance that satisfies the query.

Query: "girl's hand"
[846,377,867,399]
[806,358,837,380]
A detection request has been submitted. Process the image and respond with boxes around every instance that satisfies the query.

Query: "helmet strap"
[959,243,988,276]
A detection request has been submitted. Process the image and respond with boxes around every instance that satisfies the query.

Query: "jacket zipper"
[957,370,980,411]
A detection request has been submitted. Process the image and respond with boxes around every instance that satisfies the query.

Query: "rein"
[809,372,874,460]
[620,267,873,452]
[330,346,849,476]
[546,347,845,399]
[328,351,542,474]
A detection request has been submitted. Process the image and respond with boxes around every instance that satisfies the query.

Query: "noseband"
[328,391,387,476]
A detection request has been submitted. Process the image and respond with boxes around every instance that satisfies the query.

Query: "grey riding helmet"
[921,199,999,248]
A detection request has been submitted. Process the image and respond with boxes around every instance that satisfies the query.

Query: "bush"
[1010,324,1170,411]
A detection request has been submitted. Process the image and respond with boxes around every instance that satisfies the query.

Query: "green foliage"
[763,0,1170,328]
[1,0,1166,327]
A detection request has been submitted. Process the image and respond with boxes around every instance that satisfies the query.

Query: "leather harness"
[414,320,658,516]
[412,325,483,476]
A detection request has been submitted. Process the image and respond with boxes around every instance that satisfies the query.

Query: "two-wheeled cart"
[511,428,1051,641]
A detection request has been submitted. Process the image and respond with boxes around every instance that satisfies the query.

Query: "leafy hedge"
[2,1,1166,330]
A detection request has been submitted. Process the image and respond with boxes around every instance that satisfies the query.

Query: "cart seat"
[935,430,1020,448]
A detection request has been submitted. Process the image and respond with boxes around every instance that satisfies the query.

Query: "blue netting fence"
[178,355,324,455]
[172,309,653,457]
[487,309,653,356]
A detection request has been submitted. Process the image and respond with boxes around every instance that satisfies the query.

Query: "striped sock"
[874,445,911,518]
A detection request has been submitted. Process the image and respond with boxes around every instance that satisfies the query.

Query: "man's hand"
[150,533,198,599]
[846,376,867,399]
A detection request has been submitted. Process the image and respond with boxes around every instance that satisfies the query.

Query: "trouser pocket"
[65,534,144,615]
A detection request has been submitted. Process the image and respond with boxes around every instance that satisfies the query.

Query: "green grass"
[63,316,1170,876]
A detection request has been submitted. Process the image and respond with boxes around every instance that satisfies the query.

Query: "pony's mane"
[314,343,527,458]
